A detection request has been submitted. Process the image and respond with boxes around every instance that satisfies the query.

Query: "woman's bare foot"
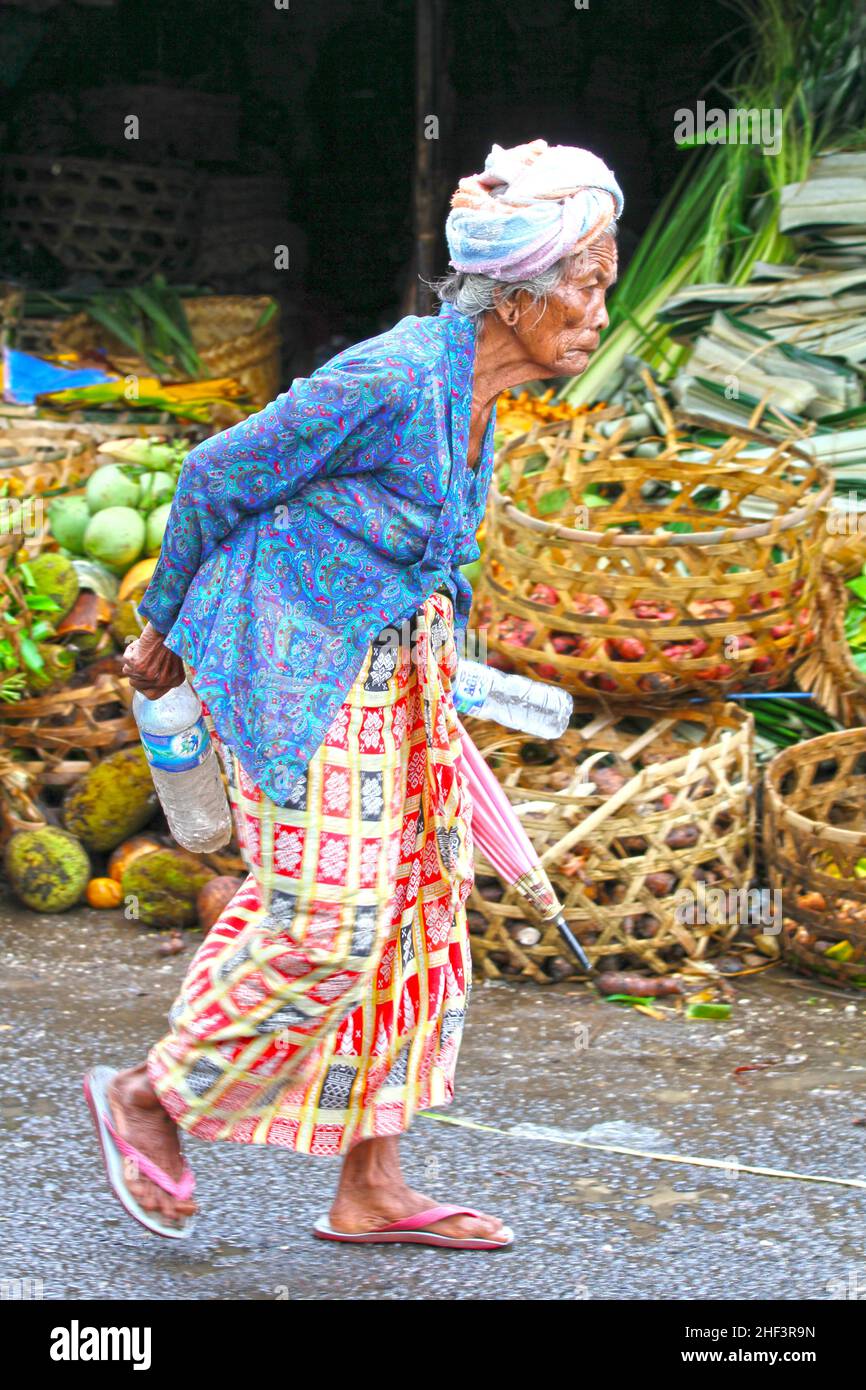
[329,1135,509,1243]
[106,1063,197,1228]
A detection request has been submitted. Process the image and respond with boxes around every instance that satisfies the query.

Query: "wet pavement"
[2,888,865,1301]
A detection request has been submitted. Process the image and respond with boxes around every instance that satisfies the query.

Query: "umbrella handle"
[553,912,593,974]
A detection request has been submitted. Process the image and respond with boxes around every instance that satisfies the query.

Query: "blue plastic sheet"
[2,346,115,405]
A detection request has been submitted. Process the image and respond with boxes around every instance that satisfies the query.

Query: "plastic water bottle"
[451,659,572,738]
[133,680,233,852]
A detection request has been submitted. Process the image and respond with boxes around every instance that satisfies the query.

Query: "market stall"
[457,0,866,992]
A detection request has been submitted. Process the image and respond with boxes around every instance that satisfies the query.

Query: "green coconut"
[145,503,172,557]
[137,471,175,513]
[83,507,145,575]
[63,744,158,852]
[48,496,91,555]
[4,827,90,912]
[26,552,80,618]
[85,463,140,514]
[121,848,215,929]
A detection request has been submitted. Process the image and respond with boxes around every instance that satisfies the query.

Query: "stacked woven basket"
[465,393,860,984]
[474,412,829,703]
[54,296,281,415]
[0,156,201,286]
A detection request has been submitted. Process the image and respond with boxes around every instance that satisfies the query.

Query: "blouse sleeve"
[137,362,416,635]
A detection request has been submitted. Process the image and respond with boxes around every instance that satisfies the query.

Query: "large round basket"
[464,699,755,984]
[55,295,281,412]
[763,728,866,989]
[184,297,281,410]
[0,156,201,286]
[796,562,866,728]
[475,413,831,702]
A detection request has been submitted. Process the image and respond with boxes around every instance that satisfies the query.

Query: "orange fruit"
[86,877,124,909]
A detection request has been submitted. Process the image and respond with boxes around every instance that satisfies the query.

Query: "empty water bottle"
[133,680,233,853]
[451,659,572,738]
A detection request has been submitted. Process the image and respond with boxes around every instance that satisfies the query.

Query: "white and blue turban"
[445,138,623,282]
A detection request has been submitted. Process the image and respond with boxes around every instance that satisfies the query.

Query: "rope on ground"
[419,1111,866,1190]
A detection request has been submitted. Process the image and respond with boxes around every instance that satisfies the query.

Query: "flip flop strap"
[103,1113,195,1201]
[378,1204,482,1233]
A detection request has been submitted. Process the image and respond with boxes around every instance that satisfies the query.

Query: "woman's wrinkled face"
[499,233,618,376]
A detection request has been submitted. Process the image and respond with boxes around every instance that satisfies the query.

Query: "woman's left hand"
[122,622,186,699]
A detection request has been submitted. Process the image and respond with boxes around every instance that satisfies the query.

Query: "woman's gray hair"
[431,225,617,319]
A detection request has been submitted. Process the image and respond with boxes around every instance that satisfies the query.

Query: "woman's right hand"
[121,622,185,700]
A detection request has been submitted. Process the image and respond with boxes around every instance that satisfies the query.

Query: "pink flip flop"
[313,1204,514,1249]
[83,1066,196,1240]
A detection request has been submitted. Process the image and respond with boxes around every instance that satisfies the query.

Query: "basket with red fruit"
[473,414,831,703]
[464,699,755,983]
[763,727,866,990]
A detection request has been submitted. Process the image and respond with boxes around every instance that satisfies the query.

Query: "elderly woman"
[84,140,621,1249]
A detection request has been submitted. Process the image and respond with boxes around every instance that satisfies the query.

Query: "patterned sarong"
[146,592,475,1157]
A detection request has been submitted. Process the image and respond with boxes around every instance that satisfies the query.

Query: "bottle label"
[139,715,211,773]
[451,661,495,714]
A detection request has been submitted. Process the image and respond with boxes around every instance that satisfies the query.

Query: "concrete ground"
[2,889,865,1301]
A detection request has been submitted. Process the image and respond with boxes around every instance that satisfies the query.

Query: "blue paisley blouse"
[137,301,497,806]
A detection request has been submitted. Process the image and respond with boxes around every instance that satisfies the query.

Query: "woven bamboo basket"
[0,671,136,790]
[0,283,68,360]
[475,409,831,702]
[823,504,866,579]
[55,295,281,412]
[0,428,97,498]
[464,699,756,984]
[763,729,866,988]
[0,748,48,846]
[0,156,200,286]
[797,561,866,727]
[185,297,281,410]
[10,317,68,359]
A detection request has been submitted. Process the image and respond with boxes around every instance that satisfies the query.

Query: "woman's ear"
[493,290,522,329]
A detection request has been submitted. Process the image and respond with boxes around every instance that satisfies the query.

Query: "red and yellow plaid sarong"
[146,593,475,1156]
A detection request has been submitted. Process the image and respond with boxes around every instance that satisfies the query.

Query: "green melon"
[26,552,80,618]
[85,463,140,513]
[4,827,90,912]
[63,745,158,851]
[121,848,215,929]
[83,507,145,575]
[145,503,172,557]
[48,496,91,555]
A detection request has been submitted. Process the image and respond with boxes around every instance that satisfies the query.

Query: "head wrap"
[445,138,623,282]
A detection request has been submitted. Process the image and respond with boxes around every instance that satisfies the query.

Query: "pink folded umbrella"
[457,720,593,973]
